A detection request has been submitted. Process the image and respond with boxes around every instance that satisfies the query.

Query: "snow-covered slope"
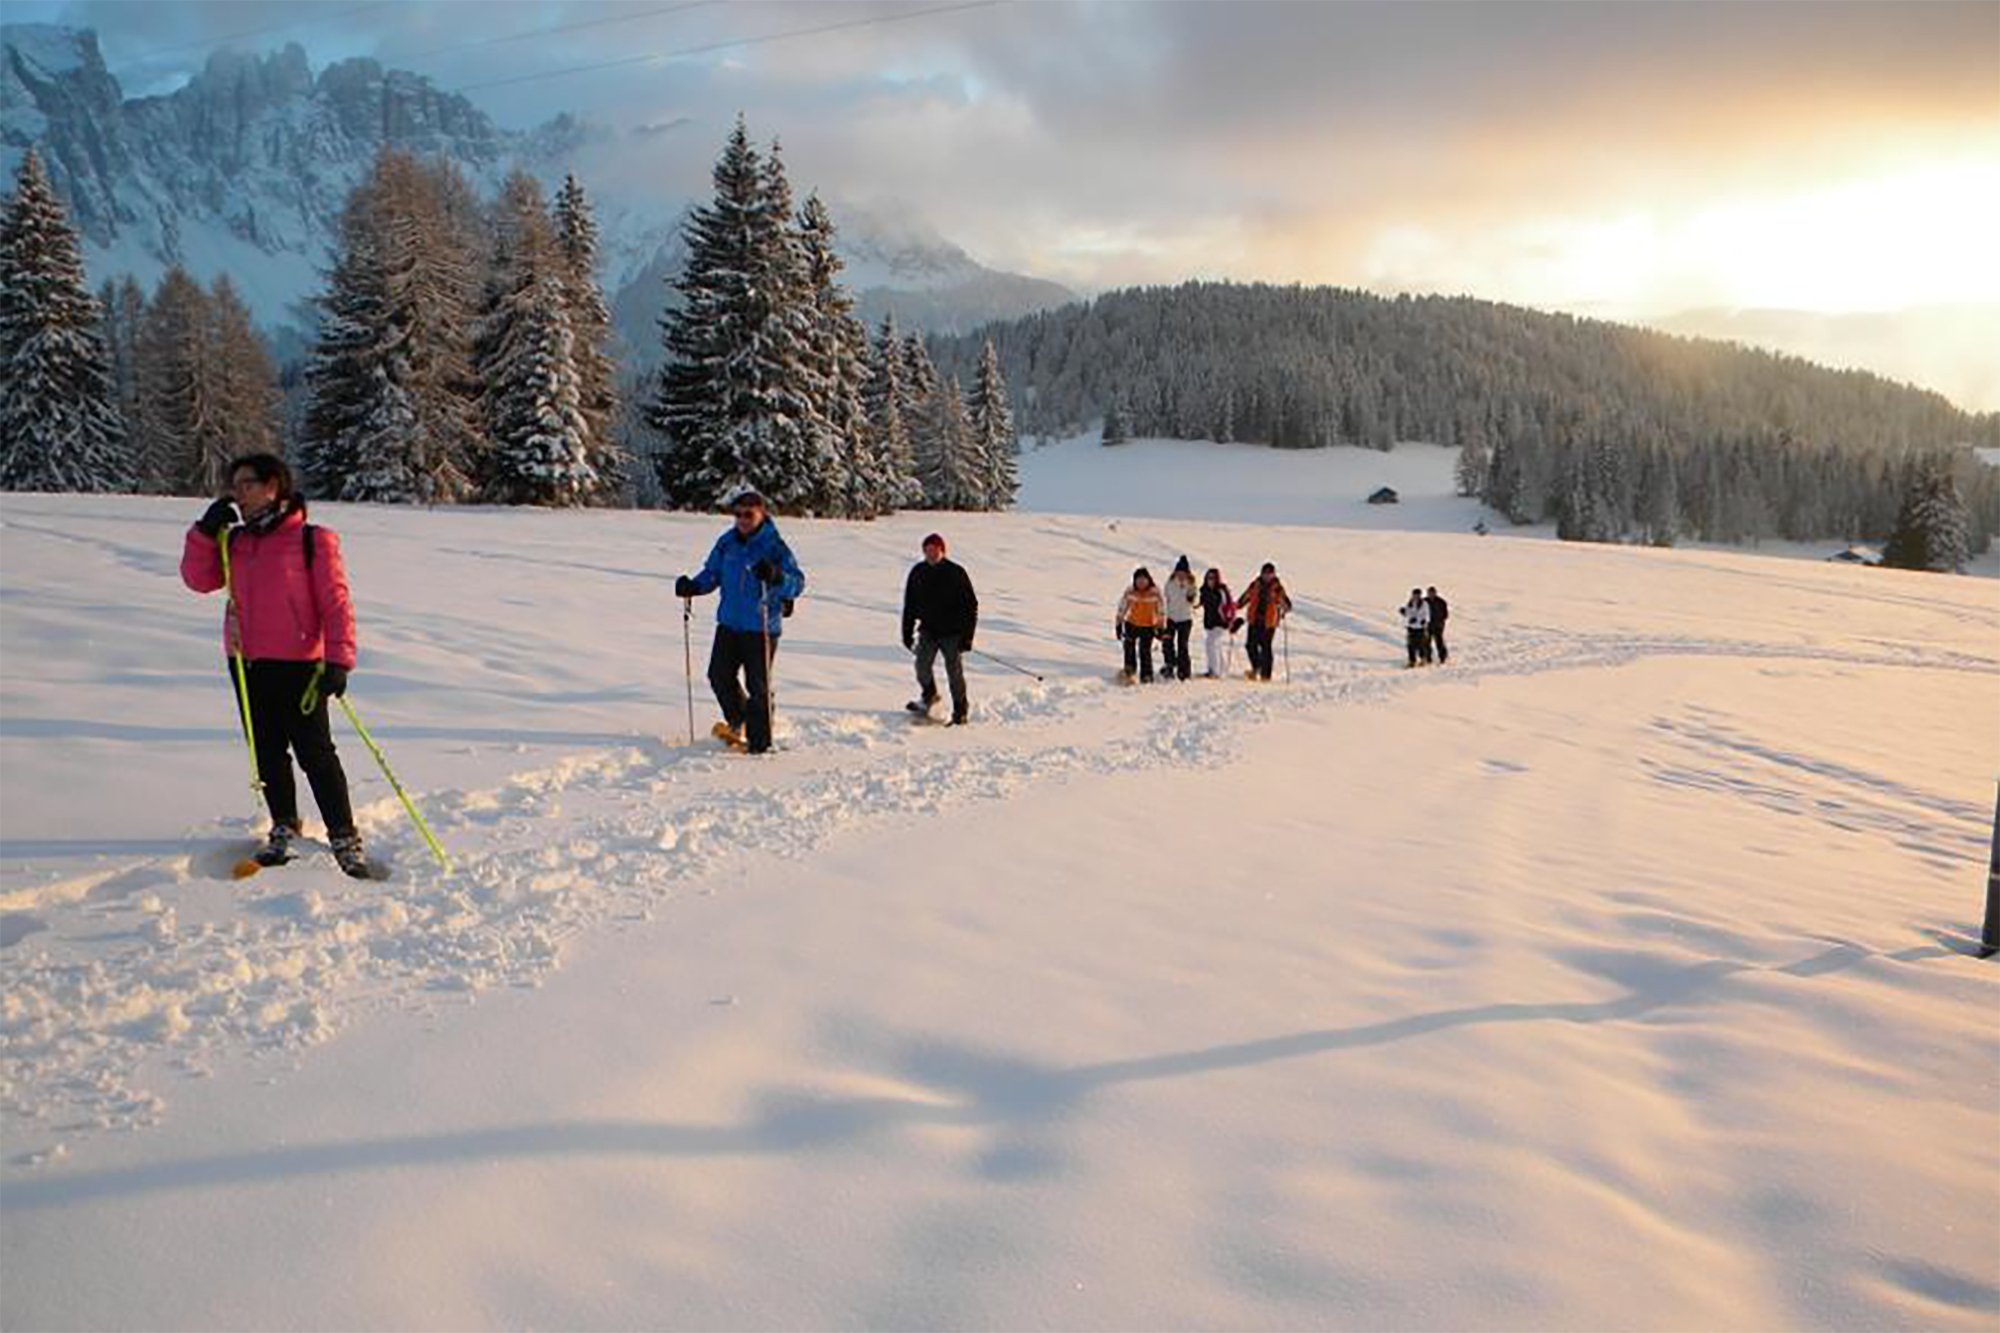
[0,24,1073,350]
[1,457,1996,1329]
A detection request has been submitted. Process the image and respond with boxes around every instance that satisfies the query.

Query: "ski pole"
[217,527,263,794]
[682,596,696,747]
[759,582,776,748]
[968,645,1043,682]
[1283,617,1291,684]
[334,696,451,872]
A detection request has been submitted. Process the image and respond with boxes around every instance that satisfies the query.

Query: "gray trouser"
[916,632,967,714]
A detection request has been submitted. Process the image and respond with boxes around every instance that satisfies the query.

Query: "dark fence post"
[1982,780,1999,959]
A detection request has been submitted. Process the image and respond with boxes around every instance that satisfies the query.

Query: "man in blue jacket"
[674,491,805,754]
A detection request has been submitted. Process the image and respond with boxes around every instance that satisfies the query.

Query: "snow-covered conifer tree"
[302,152,475,503]
[0,149,130,492]
[1101,397,1130,446]
[1455,432,1489,499]
[797,192,883,516]
[903,333,952,505]
[931,376,987,510]
[649,120,824,511]
[864,316,922,509]
[967,338,1018,510]
[1883,463,1971,573]
[554,173,628,504]
[478,173,596,506]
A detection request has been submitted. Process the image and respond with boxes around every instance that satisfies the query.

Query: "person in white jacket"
[1401,588,1432,667]
[1160,555,1198,681]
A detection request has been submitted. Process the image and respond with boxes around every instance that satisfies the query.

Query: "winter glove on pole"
[751,559,782,586]
[320,664,349,697]
[198,498,241,538]
[673,575,696,598]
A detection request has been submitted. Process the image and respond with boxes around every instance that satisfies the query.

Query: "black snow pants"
[709,627,778,752]
[237,659,355,836]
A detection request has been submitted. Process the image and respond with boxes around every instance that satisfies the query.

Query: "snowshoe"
[711,720,747,752]
[233,824,299,878]
[905,698,936,719]
[330,831,378,881]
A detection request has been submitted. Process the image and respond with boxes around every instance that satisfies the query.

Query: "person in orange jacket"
[1238,562,1292,681]
[1115,566,1166,683]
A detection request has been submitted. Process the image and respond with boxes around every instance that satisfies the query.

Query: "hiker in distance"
[1115,566,1167,684]
[1425,585,1450,664]
[1239,562,1292,682]
[1161,555,1198,681]
[1401,587,1432,667]
[901,532,978,725]
[673,491,805,755]
[180,453,369,877]
[1198,566,1238,679]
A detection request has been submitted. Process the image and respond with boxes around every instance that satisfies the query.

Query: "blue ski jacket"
[689,518,805,635]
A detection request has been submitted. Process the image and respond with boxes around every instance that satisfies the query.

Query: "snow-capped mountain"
[1,23,1073,356]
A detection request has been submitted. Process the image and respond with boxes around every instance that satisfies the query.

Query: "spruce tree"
[554,173,628,504]
[904,333,952,505]
[1883,464,1971,572]
[967,337,1018,510]
[478,174,596,506]
[797,193,882,517]
[299,179,387,498]
[0,149,130,492]
[302,152,476,503]
[930,377,986,510]
[649,120,824,511]
[1455,432,1489,499]
[1101,397,1130,446]
[864,316,922,509]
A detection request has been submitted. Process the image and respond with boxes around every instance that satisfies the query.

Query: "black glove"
[902,632,915,652]
[196,497,240,538]
[751,559,782,586]
[961,633,974,652]
[674,575,696,598]
[1115,622,1126,641]
[320,664,349,698]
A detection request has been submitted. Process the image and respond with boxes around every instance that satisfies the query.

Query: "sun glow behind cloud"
[1356,155,2000,317]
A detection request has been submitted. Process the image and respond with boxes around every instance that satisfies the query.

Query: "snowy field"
[2,445,1998,1331]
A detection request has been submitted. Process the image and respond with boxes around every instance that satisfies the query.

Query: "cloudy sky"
[17,0,2000,406]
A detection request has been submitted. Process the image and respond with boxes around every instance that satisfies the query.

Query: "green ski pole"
[335,695,452,873]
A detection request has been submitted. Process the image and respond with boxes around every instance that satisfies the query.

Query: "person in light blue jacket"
[674,490,805,754]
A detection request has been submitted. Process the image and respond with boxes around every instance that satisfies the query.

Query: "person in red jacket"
[181,453,366,875]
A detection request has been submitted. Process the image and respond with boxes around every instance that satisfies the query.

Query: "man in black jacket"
[1425,585,1450,665]
[902,533,979,724]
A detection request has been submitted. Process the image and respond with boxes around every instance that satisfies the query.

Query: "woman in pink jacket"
[181,453,367,875]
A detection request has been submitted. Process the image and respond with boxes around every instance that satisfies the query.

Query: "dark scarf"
[242,497,304,537]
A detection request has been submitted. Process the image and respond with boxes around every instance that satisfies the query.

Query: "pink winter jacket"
[181,508,357,669]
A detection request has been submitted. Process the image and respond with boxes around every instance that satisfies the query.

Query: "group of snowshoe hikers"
[181,455,1452,874]
[1113,559,1294,684]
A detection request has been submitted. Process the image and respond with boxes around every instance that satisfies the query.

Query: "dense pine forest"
[930,283,1997,558]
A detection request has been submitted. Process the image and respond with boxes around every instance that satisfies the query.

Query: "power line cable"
[393,1,721,63]
[456,0,1005,94]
